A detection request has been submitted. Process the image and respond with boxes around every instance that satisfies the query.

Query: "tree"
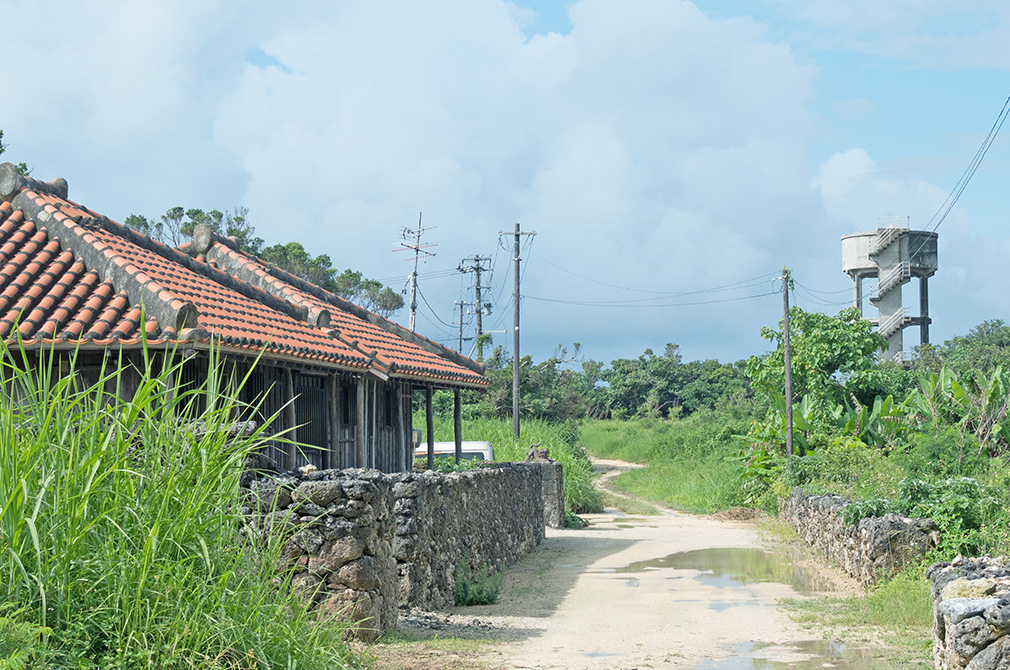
[126,207,263,254]
[258,242,404,317]
[604,344,751,418]
[747,306,886,409]
[125,208,404,318]
[0,130,30,176]
[913,319,1010,378]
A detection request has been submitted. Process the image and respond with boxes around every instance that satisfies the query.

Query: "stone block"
[952,617,999,665]
[967,635,1010,670]
[292,480,345,507]
[335,556,380,591]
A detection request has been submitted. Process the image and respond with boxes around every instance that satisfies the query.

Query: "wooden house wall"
[3,348,421,475]
[235,362,414,474]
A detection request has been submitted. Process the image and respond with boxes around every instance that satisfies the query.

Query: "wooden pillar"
[425,385,435,471]
[395,384,406,472]
[327,373,339,471]
[356,379,366,468]
[284,368,297,471]
[453,388,462,464]
[371,379,378,470]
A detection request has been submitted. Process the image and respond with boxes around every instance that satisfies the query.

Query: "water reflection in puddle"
[616,547,831,594]
[694,639,900,670]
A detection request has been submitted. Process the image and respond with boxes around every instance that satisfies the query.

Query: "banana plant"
[836,393,908,448]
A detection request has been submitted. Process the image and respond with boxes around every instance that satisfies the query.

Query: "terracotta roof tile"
[0,178,486,387]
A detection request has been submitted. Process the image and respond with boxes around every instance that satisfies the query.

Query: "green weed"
[581,412,750,514]
[563,511,589,528]
[0,344,359,669]
[453,563,502,606]
[786,566,932,655]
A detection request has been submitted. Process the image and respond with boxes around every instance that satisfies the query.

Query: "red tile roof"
[0,164,487,388]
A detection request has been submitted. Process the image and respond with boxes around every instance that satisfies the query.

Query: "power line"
[415,285,457,331]
[532,252,780,296]
[526,290,779,308]
[925,94,1010,235]
[792,280,852,296]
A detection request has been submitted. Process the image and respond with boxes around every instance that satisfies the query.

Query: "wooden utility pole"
[513,225,521,441]
[782,267,794,458]
[453,389,463,464]
[501,223,536,441]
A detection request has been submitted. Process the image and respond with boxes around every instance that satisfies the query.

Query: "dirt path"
[374,459,868,670]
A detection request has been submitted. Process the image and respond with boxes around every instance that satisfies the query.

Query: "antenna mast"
[393,212,437,331]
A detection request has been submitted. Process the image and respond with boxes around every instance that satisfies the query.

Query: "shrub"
[453,562,502,606]
[0,606,53,669]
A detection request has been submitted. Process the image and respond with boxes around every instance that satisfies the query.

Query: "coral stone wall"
[242,462,556,637]
[541,462,565,530]
[243,469,398,641]
[780,487,939,586]
[393,463,548,609]
[930,557,1010,670]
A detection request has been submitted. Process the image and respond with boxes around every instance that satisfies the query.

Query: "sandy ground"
[369,459,867,670]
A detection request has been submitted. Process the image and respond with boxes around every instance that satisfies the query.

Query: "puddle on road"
[616,547,831,594]
[693,639,902,670]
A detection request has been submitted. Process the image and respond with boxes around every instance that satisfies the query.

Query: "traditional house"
[0,163,488,471]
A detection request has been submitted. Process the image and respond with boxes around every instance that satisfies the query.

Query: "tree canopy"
[746,306,886,407]
[125,206,404,318]
[259,242,403,316]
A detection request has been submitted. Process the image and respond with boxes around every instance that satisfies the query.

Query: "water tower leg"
[920,276,929,345]
[852,276,863,315]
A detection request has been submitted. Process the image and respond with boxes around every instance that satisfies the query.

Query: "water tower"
[841,217,938,361]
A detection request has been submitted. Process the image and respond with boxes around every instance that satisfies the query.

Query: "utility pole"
[499,224,535,441]
[393,212,437,331]
[455,300,465,352]
[457,254,492,361]
[781,266,794,458]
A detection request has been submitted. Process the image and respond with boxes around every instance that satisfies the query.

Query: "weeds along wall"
[780,488,940,586]
[241,462,557,637]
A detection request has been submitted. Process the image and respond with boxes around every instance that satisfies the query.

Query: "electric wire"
[415,285,457,331]
[526,276,778,306]
[532,253,780,296]
[526,290,779,308]
[909,94,1010,259]
[792,281,852,296]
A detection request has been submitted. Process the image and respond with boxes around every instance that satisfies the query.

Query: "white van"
[413,441,494,462]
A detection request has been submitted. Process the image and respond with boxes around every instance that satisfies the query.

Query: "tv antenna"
[393,212,437,331]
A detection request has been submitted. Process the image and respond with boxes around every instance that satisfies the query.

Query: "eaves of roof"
[0,163,488,389]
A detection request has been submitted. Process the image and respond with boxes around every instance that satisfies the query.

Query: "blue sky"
[2,0,1009,365]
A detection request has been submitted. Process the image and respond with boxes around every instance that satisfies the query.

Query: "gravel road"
[371,459,871,670]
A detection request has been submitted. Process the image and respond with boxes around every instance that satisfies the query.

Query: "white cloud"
[210,0,822,360]
[14,0,1000,361]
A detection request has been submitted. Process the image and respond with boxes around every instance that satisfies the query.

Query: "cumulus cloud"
[4,0,997,362]
[214,0,821,360]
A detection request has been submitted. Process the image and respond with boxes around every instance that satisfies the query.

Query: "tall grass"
[580,412,748,513]
[416,415,602,513]
[0,344,358,669]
